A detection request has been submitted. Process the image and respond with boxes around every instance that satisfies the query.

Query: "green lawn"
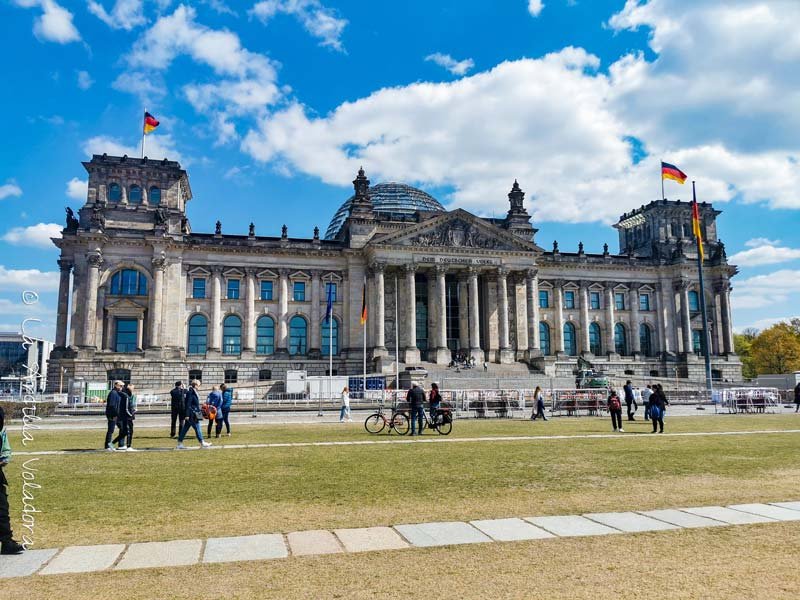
[3,414,799,549]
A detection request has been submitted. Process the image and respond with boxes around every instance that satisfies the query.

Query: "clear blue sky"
[1,0,799,340]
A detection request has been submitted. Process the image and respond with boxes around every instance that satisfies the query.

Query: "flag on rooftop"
[661,161,687,184]
[143,111,160,135]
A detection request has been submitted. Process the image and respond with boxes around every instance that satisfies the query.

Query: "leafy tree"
[733,333,757,379]
[750,323,800,375]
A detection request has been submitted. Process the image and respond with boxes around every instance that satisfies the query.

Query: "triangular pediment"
[371,209,541,252]
[105,298,146,310]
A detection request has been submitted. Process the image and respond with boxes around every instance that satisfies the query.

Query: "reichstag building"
[47,154,742,391]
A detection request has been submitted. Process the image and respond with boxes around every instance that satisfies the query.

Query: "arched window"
[223,315,242,355]
[110,269,147,296]
[109,182,121,202]
[615,323,627,355]
[539,322,551,356]
[589,323,602,355]
[688,290,700,312]
[321,317,339,356]
[129,185,142,204]
[289,316,307,355]
[187,315,207,354]
[149,186,161,205]
[563,322,577,356]
[639,324,653,356]
[256,316,274,355]
[692,329,704,354]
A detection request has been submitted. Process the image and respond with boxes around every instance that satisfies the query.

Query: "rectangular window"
[114,318,138,352]
[192,277,206,299]
[564,290,575,310]
[639,293,650,311]
[590,291,600,310]
[614,292,625,310]
[539,290,549,309]
[224,369,238,384]
[188,369,202,383]
[325,282,337,302]
[227,279,240,299]
[293,281,306,301]
[258,369,272,381]
[260,280,273,301]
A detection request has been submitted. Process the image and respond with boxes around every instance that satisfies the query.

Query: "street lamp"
[60,367,67,395]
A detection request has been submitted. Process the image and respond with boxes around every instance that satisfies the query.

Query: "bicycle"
[364,405,410,435]
[404,405,453,435]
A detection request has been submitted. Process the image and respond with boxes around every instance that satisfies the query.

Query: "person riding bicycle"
[429,382,442,423]
[406,382,426,436]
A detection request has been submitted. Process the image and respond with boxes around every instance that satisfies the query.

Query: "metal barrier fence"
[713,388,782,414]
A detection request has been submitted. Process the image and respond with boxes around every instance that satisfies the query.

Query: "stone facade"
[47,155,741,392]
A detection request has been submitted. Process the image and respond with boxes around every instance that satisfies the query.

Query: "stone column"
[373,263,387,355]
[81,251,102,349]
[468,267,482,362]
[513,273,528,357]
[579,284,590,354]
[678,281,692,354]
[277,269,289,354]
[660,278,677,354]
[149,255,166,348]
[341,272,350,352]
[496,267,513,363]
[55,259,73,348]
[720,282,734,354]
[553,281,565,354]
[629,284,641,354]
[526,269,541,357]
[210,268,222,351]
[310,270,321,355]
[403,264,420,363]
[605,283,616,355]
[433,265,450,364]
[654,283,666,355]
[245,269,256,351]
[136,314,144,350]
[457,274,469,351]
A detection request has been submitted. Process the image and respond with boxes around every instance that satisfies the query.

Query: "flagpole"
[394,274,399,394]
[692,181,714,401]
[362,275,367,403]
[141,107,146,159]
[661,160,665,200]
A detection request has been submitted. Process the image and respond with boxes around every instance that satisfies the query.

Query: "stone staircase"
[394,360,573,390]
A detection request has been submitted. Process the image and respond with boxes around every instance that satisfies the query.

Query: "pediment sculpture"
[402,219,505,249]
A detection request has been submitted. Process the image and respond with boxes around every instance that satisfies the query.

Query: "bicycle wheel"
[364,413,386,434]
[436,419,452,435]
[391,412,410,435]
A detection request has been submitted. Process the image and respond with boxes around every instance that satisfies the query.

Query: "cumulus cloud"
[745,237,780,248]
[729,239,800,266]
[0,182,23,200]
[731,269,800,310]
[425,53,475,76]
[0,265,59,291]
[527,0,544,17]
[66,177,88,200]
[82,134,185,163]
[112,71,167,102]
[250,0,347,51]
[13,0,81,43]
[88,0,146,30]
[734,314,800,333]
[0,298,50,317]
[2,223,62,248]
[76,70,94,90]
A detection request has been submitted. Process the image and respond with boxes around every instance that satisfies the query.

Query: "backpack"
[609,396,621,412]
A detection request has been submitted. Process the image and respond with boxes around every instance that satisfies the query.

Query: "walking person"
[113,383,138,451]
[623,380,638,421]
[530,385,547,421]
[339,386,352,422]
[794,381,800,413]
[218,383,233,436]
[0,406,24,555]
[104,380,125,451]
[170,381,186,438]
[650,384,670,433]
[608,388,624,432]
[642,384,653,421]
[407,382,425,435]
[429,382,442,422]
[177,380,212,449]
[206,385,223,438]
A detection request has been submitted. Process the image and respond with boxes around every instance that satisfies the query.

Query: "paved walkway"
[2,500,798,579]
[12,428,800,456]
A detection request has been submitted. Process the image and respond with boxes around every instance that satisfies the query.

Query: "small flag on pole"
[143,111,160,135]
[360,279,367,325]
[692,199,705,261]
[325,282,334,324]
[661,161,687,184]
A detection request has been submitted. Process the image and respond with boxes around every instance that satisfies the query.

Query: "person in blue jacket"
[177,380,212,449]
[218,383,233,437]
[206,385,223,438]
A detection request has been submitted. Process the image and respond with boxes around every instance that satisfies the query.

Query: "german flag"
[692,200,704,261]
[143,111,160,135]
[360,278,367,325]
[661,161,687,184]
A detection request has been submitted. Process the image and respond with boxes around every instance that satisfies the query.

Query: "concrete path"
[1,500,797,579]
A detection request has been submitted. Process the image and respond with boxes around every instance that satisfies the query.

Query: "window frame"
[539,322,551,356]
[108,182,122,202]
[256,315,275,355]
[289,315,308,355]
[260,280,274,301]
[187,314,208,355]
[321,317,339,356]
[114,317,138,353]
[590,291,600,310]
[688,290,700,313]
[614,292,626,311]
[227,278,240,300]
[538,290,549,309]
[293,281,306,302]
[589,322,602,355]
[614,323,627,355]
[149,186,161,205]
[129,184,142,204]
[563,321,577,356]
[325,281,337,302]
[639,293,650,311]
[564,290,576,310]
[110,269,148,296]
[222,315,242,355]
[192,277,206,299]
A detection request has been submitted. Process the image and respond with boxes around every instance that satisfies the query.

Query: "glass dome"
[324,182,445,240]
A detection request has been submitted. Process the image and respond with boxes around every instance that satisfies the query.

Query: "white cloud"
[0,182,23,200]
[735,314,800,333]
[66,177,88,200]
[13,0,81,43]
[729,240,800,266]
[82,134,185,163]
[87,0,146,30]
[112,71,167,102]
[731,269,800,310]
[0,265,59,291]
[745,237,780,248]
[202,0,237,16]
[424,53,475,76]
[76,70,94,90]
[0,298,50,317]
[2,223,62,248]
[527,0,544,17]
[250,0,347,51]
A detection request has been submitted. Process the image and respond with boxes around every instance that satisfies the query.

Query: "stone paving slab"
[394,522,492,547]
[334,527,409,553]
[728,503,800,521]
[681,506,776,525]
[769,501,800,512]
[524,515,621,537]
[640,509,726,529]
[40,544,125,575]
[203,534,287,564]
[470,518,555,542]
[287,530,343,556]
[0,548,58,579]
[584,511,680,533]
[115,539,202,570]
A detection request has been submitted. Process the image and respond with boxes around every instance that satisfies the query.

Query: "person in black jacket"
[177,380,212,449]
[794,382,800,413]
[104,381,124,451]
[406,382,426,436]
[170,381,186,438]
[650,384,669,433]
[623,380,637,421]
[0,406,24,555]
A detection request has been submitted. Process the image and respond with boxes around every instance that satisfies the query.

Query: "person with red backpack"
[607,389,624,432]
